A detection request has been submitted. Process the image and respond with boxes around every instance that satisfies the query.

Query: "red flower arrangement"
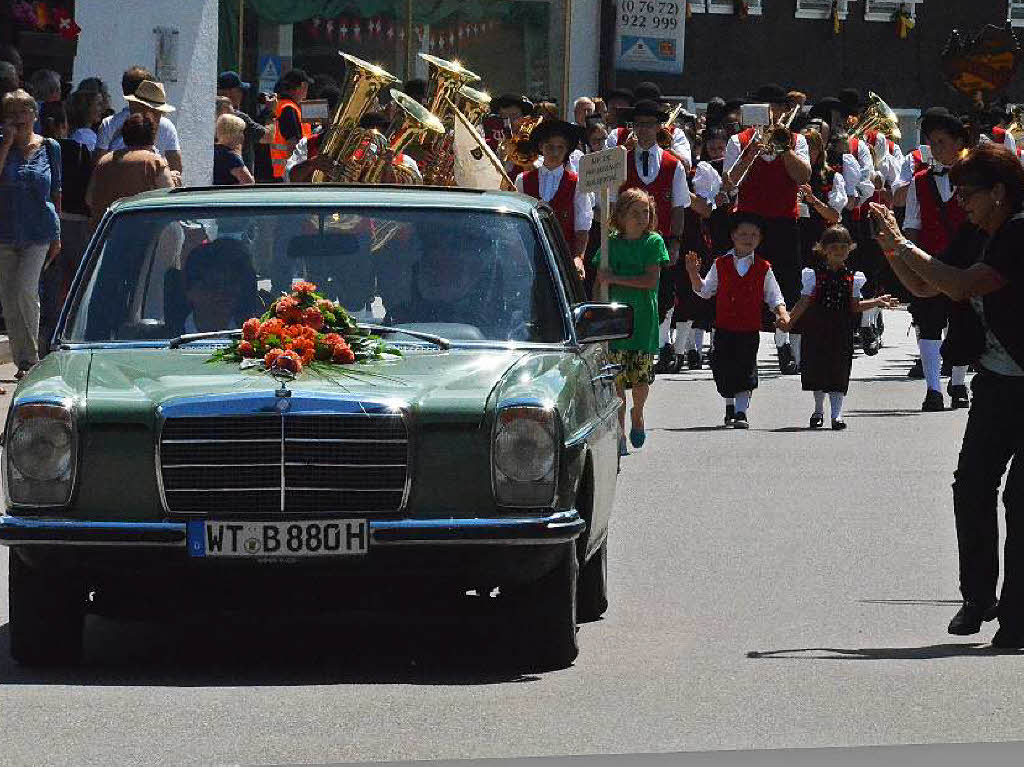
[209,282,399,376]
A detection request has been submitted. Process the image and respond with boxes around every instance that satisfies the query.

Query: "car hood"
[80,347,529,426]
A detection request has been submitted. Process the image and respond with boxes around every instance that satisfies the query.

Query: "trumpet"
[657,101,685,149]
[499,114,543,168]
[732,103,801,189]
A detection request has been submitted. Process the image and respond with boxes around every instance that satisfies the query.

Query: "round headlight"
[9,418,73,481]
[494,417,556,481]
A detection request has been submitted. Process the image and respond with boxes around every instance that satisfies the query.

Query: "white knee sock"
[673,321,693,353]
[951,365,967,386]
[919,339,942,392]
[659,313,673,347]
[813,390,825,415]
[790,334,802,366]
[735,391,751,413]
[774,329,789,347]
[861,307,880,328]
[829,392,845,420]
[693,329,705,352]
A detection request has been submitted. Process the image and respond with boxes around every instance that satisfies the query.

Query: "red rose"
[242,318,261,341]
[291,337,317,365]
[292,281,318,295]
[276,349,303,374]
[322,333,344,347]
[238,341,255,358]
[259,318,285,342]
[301,307,325,330]
[317,299,335,313]
[264,348,285,368]
[332,346,356,364]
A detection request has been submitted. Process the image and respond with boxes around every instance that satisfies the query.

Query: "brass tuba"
[456,85,492,127]
[416,53,482,185]
[499,114,543,168]
[310,52,399,183]
[849,92,902,148]
[1006,104,1024,143]
[361,89,446,184]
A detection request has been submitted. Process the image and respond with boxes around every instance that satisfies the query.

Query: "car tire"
[577,538,608,622]
[510,542,579,669]
[8,551,85,666]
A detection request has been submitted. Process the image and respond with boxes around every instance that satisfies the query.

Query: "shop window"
[686,1,707,11]
[864,1,922,22]
[795,0,849,20]
[706,0,763,15]
[1010,0,1024,28]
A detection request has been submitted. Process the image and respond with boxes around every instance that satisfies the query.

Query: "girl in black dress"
[783,225,899,430]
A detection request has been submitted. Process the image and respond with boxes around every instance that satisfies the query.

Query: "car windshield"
[61,206,568,345]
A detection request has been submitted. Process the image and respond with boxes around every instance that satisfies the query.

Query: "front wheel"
[577,538,608,622]
[8,551,85,666]
[508,542,579,669]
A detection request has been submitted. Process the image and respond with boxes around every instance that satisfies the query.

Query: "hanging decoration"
[893,4,915,39]
[830,0,841,36]
[685,2,693,20]
[10,1,80,39]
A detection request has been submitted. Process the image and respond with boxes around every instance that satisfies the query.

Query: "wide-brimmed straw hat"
[124,80,175,113]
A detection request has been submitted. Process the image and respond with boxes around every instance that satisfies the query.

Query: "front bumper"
[0,511,584,548]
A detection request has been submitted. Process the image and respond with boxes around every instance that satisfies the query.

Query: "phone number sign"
[615,1,685,74]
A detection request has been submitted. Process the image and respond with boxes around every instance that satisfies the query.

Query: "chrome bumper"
[0,511,584,548]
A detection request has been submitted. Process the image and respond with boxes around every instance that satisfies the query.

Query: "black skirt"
[800,303,855,394]
[711,329,760,397]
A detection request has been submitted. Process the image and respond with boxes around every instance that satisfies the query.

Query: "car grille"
[159,413,409,516]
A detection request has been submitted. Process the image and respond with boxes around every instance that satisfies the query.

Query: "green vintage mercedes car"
[0,185,632,669]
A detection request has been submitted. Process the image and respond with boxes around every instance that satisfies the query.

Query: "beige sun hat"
[124,80,176,113]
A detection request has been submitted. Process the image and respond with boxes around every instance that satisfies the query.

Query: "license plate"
[186,519,368,558]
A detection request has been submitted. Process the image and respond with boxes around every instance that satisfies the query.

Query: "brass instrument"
[361,89,445,185]
[416,53,482,185]
[456,85,492,127]
[657,101,685,149]
[311,53,399,183]
[1007,104,1024,143]
[733,103,801,189]
[849,91,902,168]
[499,114,543,168]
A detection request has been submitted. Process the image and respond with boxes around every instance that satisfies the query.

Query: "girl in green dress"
[594,188,670,455]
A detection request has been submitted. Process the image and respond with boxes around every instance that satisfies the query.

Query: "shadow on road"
[746,643,1024,660]
[858,599,963,607]
[843,408,925,417]
[0,609,556,686]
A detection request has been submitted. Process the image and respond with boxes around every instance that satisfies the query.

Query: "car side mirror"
[573,303,633,344]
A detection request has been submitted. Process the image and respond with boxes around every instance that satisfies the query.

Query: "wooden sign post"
[578,146,627,302]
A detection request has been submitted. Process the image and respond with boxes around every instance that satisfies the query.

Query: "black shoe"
[948,383,970,409]
[732,412,749,429]
[777,343,798,375]
[809,413,824,429]
[860,327,880,356]
[655,343,676,374]
[831,418,847,431]
[922,389,945,412]
[948,600,998,635]
[686,349,702,370]
[991,625,1024,649]
[907,359,924,379]
[724,404,736,426]
[941,359,952,377]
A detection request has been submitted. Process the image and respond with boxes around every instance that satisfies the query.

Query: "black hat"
[359,111,390,131]
[530,118,584,152]
[279,67,314,90]
[403,78,427,102]
[605,87,635,105]
[493,93,534,114]
[217,71,250,91]
[808,96,843,122]
[728,210,766,234]
[632,99,668,122]
[920,107,968,142]
[634,81,663,101]
[838,88,862,115]
[723,97,746,113]
[753,83,787,105]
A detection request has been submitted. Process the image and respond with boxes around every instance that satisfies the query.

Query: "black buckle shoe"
[907,359,924,379]
[777,343,798,375]
[724,404,736,426]
[922,389,945,412]
[655,343,676,374]
[860,327,880,356]
[809,413,824,429]
[991,625,1024,649]
[732,412,749,429]
[687,349,702,370]
[947,383,970,409]
[831,418,847,431]
[948,600,998,635]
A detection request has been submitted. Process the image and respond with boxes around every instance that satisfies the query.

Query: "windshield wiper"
[168,329,243,349]
[358,324,451,350]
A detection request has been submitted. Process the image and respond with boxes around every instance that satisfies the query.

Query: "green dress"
[592,232,670,352]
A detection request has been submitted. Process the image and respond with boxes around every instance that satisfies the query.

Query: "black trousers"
[952,370,1024,628]
[908,295,950,340]
[758,217,801,332]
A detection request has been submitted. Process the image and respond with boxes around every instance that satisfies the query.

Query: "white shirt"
[70,127,97,152]
[893,145,929,193]
[609,145,691,207]
[870,132,904,187]
[903,166,953,231]
[693,249,785,308]
[802,172,848,217]
[842,153,875,207]
[724,132,811,177]
[606,125,692,168]
[800,267,866,298]
[514,164,595,231]
[96,107,181,156]
[692,160,722,206]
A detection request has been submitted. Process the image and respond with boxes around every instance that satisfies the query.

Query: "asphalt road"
[1,309,1019,767]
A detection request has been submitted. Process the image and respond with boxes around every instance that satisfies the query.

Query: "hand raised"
[684,250,700,273]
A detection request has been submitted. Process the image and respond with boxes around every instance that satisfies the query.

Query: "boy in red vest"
[685,211,791,429]
[901,108,973,411]
[723,83,811,376]
[614,99,691,372]
[515,119,594,279]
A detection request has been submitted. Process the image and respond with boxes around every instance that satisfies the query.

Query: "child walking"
[782,225,899,430]
[594,188,671,455]
[684,211,791,429]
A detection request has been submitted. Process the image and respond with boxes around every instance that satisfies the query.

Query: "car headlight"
[492,404,559,507]
[4,401,77,507]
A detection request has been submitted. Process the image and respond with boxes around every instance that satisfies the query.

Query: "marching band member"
[798,127,847,268]
[893,142,932,208]
[723,83,811,375]
[605,82,691,171]
[900,108,973,411]
[515,119,594,280]
[612,100,691,372]
[603,88,634,133]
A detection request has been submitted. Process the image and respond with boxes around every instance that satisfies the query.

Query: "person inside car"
[181,239,260,334]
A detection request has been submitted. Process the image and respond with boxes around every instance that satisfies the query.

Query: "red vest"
[715,254,771,332]
[736,127,800,220]
[523,167,578,244]
[860,131,896,156]
[913,168,967,255]
[620,148,679,238]
[911,148,928,175]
